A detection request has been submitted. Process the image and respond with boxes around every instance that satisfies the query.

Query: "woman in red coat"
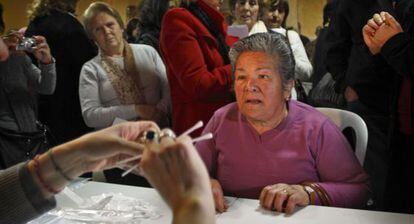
[160,0,235,136]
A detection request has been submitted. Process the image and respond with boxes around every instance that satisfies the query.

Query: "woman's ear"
[283,79,294,100]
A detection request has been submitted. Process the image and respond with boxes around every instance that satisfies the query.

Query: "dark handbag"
[308,72,346,108]
[0,122,51,169]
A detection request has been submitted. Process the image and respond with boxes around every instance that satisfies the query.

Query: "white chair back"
[316,107,368,166]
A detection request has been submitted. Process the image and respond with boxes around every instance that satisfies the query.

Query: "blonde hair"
[27,0,78,21]
[83,2,125,39]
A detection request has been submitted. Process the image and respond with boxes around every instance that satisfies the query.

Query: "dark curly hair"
[27,0,78,21]
[139,0,170,32]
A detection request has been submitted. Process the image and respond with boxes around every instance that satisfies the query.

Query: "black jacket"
[380,0,414,133]
[325,0,395,115]
[25,9,97,144]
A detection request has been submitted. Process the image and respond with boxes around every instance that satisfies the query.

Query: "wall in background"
[2,0,326,39]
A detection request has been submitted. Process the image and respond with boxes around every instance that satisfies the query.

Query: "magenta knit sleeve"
[314,120,370,208]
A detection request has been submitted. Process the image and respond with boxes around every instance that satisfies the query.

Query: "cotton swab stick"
[116,155,142,166]
[121,164,139,177]
[191,133,213,143]
[179,120,203,138]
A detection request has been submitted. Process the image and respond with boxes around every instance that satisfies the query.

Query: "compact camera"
[16,37,37,51]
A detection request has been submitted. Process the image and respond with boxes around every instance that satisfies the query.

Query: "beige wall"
[273,0,326,40]
[1,0,140,33]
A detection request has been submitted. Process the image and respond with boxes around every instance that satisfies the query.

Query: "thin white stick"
[179,120,203,138]
[192,133,213,143]
[121,164,139,177]
[116,155,142,166]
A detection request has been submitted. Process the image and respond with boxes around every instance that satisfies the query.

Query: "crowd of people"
[0,0,413,223]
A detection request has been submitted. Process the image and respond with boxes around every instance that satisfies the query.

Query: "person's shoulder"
[207,103,239,130]
[164,7,191,17]
[81,55,100,71]
[130,43,156,52]
[286,29,301,39]
[163,7,194,24]
[290,101,329,124]
[129,44,159,58]
[213,103,239,120]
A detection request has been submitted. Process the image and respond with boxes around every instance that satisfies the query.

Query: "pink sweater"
[196,101,370,208]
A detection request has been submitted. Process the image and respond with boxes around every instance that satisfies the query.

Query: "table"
[30,181,414,224]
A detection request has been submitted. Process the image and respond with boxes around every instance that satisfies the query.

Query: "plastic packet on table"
[29,193,160,224]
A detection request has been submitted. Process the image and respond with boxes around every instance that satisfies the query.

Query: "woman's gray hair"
[83,2,125,39]
[229,32,295,89]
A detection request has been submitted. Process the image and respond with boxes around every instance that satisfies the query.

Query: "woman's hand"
[140,130,215,224]
[53,121,159,179]
[363,12,403,55]
[259,183,309,215]
[28,121,159,199]
[32,35,53,64]
[2,31,22,51]
[210,178,228,213]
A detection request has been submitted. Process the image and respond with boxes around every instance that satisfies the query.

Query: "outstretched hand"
[72,121,159,175]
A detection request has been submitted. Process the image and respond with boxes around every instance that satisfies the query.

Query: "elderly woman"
[160,0,235,137]
[262,0,312,82]
[80,2,170,129]
[230,0,267,35]
[79,2,170,185]
[196,33,369,214]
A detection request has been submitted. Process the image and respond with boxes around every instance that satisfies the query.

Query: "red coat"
[160,0,235,136]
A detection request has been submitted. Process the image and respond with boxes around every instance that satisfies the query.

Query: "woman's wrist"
[27,153,70,199]
[51,137,87,179]
[172,194,214,224]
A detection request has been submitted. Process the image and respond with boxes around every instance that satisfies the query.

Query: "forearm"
[0,163,56,223]
[317,182,370,208]
[27,137,87,199]
[82,105,137,128]
[37,59,56,94]
[294,60,313,82]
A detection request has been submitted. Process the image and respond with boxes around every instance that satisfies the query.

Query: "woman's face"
[263,6,285,28]
[91,12,124,54]
[234,51,290,123]
[234,0,260,30]
[203,0,224,11]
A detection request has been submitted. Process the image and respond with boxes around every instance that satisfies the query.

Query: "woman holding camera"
[0,32,56,169]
